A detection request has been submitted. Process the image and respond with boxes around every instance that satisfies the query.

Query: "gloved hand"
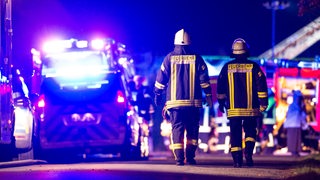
[219,104,225,113]
[205,94,213,108]
[154,94,162,106]
[259,105,267,112]
[162,106,170,121]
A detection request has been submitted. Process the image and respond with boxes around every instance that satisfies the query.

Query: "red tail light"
[38,95,45,108]
[117,91,125,103]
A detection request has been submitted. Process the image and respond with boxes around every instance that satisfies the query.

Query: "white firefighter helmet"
[174,29,191,45]
[232,38,249,55]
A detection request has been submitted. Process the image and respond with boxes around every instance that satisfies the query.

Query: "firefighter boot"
[231,151,243,168]
[245,141,255,167]
[186,144,197,165]
[174,149,185,166]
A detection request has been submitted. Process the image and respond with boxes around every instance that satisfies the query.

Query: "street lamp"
[263,0,290,60]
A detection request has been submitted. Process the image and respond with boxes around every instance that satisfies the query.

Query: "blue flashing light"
[91,39,105,50]
[43,39,75,53]
[41,38,126,53]
[273,58,278,64]
[260,59,265,66]
[76,40,88,48]
[297,61,320,69]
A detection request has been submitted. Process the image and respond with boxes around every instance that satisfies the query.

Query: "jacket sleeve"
[255,64,268,111]
[216,64,227,106]
[197,55,212,95]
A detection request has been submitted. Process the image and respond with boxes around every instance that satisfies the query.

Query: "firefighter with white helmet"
[154,29,212,166]
[217,38,268,167]
[173,29,191,45]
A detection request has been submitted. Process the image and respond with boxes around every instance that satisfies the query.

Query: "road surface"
[0,151,319,180]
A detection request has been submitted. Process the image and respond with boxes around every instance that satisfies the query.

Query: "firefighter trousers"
[169,107,200,162]
[229,117,257,165]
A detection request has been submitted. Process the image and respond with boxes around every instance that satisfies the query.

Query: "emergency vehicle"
[271,60,320,151]
[31,38,149,161]
[1,0,37,161]
[258,15,320,151]
[0,0,14,161]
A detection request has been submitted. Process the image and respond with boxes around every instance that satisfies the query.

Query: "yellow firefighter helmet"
[232,38,249,55]
[174,29,191,45]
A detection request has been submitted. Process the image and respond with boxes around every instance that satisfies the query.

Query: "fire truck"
[31,38,149,161]
[258,15,320,151]
[270,60,320,151]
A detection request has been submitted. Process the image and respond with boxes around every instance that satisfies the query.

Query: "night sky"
[12,0,320,70]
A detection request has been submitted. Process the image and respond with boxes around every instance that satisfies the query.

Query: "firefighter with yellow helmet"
[217,38,268,167]
[154,29,213,166]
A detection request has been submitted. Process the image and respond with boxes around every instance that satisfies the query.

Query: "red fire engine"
[272,61,320,150]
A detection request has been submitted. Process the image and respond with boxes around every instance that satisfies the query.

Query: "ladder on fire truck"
[259,16,320,59]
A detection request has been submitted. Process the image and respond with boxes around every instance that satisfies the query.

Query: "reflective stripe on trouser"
[186,139,198,160]
[170,142,184,161]
[243,117,257,157]
[231,146,243,165]
[229,117,257,154]
[169,108,200,161]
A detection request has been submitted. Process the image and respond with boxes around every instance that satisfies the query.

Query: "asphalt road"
[0,151,319,180]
